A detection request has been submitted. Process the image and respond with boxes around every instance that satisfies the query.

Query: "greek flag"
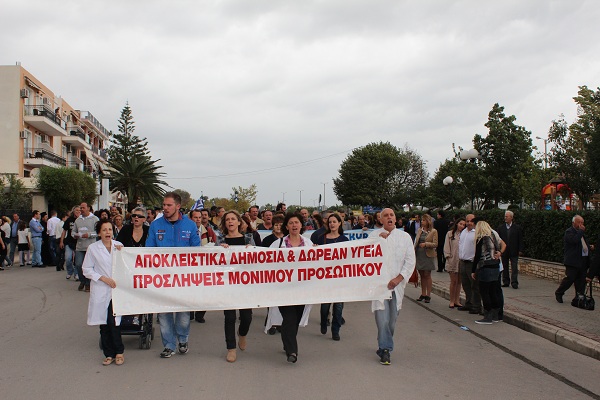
[190,196,204,211]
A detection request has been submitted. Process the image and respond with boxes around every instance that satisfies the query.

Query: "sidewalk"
[424,270,600,360]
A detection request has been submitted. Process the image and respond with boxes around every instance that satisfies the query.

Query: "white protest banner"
[112,237,391,315]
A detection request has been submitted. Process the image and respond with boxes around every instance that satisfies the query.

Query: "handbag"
[571,281,595,311]
[408,267,419,287]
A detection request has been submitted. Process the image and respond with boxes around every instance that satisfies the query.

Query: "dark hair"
[272,214,285,225]
[325,213,344,235]
[437,210,445,218]
[276,203,286,211]
[312,214,324,229]
[95,218,114,234]
[282,212,304,235]
[450,218,466,240]
[189,209,202,217]
[241,214,256,233]
[164,191,182,205]
[249,205,259,212]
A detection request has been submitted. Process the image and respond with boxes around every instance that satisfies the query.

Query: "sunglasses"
[131,214,146,219]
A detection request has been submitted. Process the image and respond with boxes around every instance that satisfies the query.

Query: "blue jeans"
[48,236,58,265]
[31,237,42,265]
[158,312,190,351]
[320,302,344,334]
[9,236,18,264]
[374,292,399,352]
[75,251,89,285]
[65,246,76,276]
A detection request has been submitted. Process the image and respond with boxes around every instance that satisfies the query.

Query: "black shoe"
[320,324,327,334]
[424,296,431,303]
[379,349,391,365]
[287,353,297,363]
[555,293,563,303]
[195,318,205,323]
[160,348,175,358]
[502,283,510,287]
[78,282,85,291]
[511,283,519,289]
[178,342,189,354]
[332,333,340,341]
[457,306,470,311]
[267,327,277,335]
[469,309,482,315]
[416,295,425,301]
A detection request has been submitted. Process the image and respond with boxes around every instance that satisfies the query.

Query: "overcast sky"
[2,0,599,208]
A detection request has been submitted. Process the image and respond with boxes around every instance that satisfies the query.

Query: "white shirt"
[458,227,476,261]
[369,227,416,311]
[47,216,61,237]
[83,240,123,326]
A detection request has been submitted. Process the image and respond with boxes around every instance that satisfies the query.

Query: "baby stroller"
[99,314,155,350]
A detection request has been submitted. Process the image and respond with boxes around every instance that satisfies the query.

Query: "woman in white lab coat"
[82,218,124,366]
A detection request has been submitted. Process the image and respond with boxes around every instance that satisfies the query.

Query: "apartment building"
[0,63,113,211]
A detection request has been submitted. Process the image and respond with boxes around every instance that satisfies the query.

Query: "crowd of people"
[3,196,600,367]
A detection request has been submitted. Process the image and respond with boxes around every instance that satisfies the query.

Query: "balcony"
[63,128,91,149]
[23,105,68,137]
[91,145,108,160]
[80,110,110,140]
[24,147,67,168]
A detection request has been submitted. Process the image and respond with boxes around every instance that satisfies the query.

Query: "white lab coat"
[82,240,122,326]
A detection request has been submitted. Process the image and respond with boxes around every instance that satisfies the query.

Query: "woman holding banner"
[269,212,313,363]
[219,210,253,362]
[314,213,348,341]
[82,219,124,366]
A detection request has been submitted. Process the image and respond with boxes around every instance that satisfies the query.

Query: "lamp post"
[459,148,479,210]
[321,182,328,210]
[535,136,548,169]
[298,189,303,207]
[443,176,454,209]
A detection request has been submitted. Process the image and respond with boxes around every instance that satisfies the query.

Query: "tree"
[109,154,167,211]
[547,114,597,208]
[36,167,96,212]
[107,102,149,162]
[0,174,32,211]
[473,104,537,208]
[333,142,428,209]
[571,86,600,190]
[107,103,167,211]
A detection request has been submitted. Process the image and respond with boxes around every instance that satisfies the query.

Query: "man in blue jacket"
[146,192,201,358]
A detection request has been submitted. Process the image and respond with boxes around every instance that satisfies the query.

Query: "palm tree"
[108,153,167,211]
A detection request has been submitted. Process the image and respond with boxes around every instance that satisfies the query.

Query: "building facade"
[0,63,112,212]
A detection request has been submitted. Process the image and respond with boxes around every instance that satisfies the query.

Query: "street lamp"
[443,176,454,210]
[459,148,479,210]
[298,189,303,207]
[535,136,548,169]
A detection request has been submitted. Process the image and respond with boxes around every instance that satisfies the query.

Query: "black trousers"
[556,259,588,297]
[224,309,252,349]
[100,301,124,358]
[479,280,501,312]
[437,247,446,271]
[279,305,305,356]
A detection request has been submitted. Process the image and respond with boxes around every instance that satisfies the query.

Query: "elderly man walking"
[555,215,592,303]
[368,208,415,365]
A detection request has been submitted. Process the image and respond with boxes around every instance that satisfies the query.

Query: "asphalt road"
[0,266,598,400]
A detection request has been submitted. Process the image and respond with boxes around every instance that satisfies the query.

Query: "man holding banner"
[146,192,200,358]
[369,208,415,365]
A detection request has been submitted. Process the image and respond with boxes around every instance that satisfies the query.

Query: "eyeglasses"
[131,214,146,219]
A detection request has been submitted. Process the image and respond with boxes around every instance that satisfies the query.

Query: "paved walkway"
[422,270,600,360]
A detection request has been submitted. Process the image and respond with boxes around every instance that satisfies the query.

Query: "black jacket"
[496,222,524,257]
[563,226,590,269]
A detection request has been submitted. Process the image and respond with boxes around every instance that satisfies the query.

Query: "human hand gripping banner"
[112,237,392,315]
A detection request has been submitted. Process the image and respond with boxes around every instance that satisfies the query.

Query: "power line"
[167,148,356,180]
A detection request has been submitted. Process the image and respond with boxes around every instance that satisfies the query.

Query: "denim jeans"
[75,251,89,285]
[158,312,190,351]
[65,246,76,276]
[49,236,58,266]
[374,292,398,352]
[31,237,42,265]
[9,236,18,264]
[320,303,344,334]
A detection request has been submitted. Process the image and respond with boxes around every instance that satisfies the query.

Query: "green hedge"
[423,209,600,263]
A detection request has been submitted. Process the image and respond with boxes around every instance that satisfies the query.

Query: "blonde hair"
[421,214,433,230]
[475,220,493,241]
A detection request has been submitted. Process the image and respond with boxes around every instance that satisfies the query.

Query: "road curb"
[431,282,600,361]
